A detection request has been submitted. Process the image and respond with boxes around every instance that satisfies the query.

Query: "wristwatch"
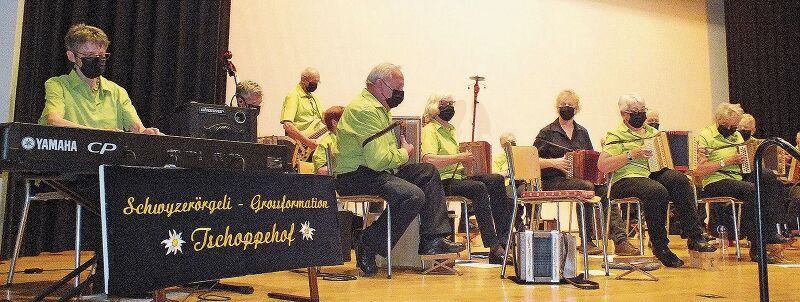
[626,152,633,161]
[720,160,725,168]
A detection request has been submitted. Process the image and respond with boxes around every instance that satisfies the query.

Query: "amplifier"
[173,102,257,142]
[514,230,576,283]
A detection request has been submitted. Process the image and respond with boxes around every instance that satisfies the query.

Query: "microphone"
[221,50,237,77]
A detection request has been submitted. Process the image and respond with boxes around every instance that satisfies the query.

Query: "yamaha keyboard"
[0,122,292,174]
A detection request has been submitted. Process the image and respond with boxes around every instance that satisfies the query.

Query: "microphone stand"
[754,137,800,302]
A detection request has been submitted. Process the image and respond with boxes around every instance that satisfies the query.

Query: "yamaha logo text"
[21,137,78,152]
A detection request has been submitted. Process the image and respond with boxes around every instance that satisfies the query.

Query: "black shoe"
[419,237,466,255]
[653,248,684,268]
[488,253,513,265]
[356,237,377,276]
[688,238,717,252]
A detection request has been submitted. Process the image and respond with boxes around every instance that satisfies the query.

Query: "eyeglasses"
[624,108,648,114]
[73,50,111,60]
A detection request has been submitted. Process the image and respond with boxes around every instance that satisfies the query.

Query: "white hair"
[618,93,645,112]
[714,103,744,123]
[366,63,401,86]
[301,67,319,81]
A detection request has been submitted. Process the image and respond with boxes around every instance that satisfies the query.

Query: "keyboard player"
[38,23,160,135]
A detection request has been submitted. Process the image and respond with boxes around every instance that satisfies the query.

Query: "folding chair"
[500,145,608,278]
[445,196,473,260]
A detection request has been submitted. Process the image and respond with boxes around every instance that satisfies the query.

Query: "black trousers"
[336,164,451,257]
[610,169,704,249]
[703,170,786,240]
[442,174,513,249]
[542,176,629,244]
[787,185,800,230]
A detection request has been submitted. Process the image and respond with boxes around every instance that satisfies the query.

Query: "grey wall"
[707,0,729,110]
[0,0,22,123]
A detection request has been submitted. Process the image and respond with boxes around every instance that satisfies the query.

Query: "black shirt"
[533,118,594,179]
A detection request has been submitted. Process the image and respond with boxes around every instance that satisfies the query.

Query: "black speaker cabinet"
[173,102,257,142]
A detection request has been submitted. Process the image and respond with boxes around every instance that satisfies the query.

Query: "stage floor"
[3,235,800,301]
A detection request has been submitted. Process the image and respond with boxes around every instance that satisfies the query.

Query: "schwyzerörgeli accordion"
[642,132,675,172]
[459,141,492,176]
[565,150,605,185]
[739,139,786,175]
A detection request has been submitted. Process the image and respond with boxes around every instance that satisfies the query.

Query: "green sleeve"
[420,125,439,158]
[116,87,143,131]
[602,132,623,156]
[312,135,333,172]
[280,93,299,123]
[39,78,66,125]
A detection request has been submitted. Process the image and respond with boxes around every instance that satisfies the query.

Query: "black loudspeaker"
[173,102,257,142]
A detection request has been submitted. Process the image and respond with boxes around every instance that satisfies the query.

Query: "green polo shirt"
[38,70,142,130]
[280,84,324,136]
[312,132,337,172]
[421,120,464,180]
[333,89,409,174]
[699,124,745,187]
[602,122,659,184]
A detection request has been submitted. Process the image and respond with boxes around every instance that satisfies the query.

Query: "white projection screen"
[229,0,716,154]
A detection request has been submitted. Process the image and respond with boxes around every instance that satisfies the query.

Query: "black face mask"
[381,80,404,108]
[509,141,516,146]
[558,106,575,121]
[628,112,647,129]
[306,82,318,93]
[739,130,752,141]
[717,125,737,138]
[438,104,455,121]
[77,56,106,79]
[648,123,660,130]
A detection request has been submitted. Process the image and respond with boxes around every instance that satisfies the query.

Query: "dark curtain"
[3,0,231,258]
[725,1,800,141]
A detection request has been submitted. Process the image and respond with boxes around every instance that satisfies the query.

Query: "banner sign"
[99,165,342,296]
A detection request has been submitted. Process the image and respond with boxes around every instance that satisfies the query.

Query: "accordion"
[514,230,577,283]
[665,131,699,172]
[565,150,605,185]
[642,132,675,172]
[788,151,800,183]
[459,141,492,176]
[391,116,422,165]
[738,139,786,175]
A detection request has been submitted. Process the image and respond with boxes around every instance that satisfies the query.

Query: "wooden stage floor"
[2,235,800,301]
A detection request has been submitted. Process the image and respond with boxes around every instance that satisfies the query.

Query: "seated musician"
[598,93,715,267]
[533,89,638,256]
[281,68,324,153]
[696,103,794,263]
[646,109,660,130]
[312,106,345,175]
[234,80,263,113]
[420,94,513,264]
[39,23,160,135]
[334,63,464,276]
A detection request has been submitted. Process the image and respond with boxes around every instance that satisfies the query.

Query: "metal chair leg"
[74,204,82,288]
[731,201,741,260]
[578,205,590,279]
[386,204,392,279]
[636,202,645,256]
[598,203,609,276]
[666,202,672,235]
[6,180,33,286]
[463,201,471,260]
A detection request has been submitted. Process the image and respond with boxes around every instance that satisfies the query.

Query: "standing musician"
[696,103,794,263]
[334,63,464,276]
[533,90,638,256]
[313,106,345,175]
[40,23,160,135]
[281,67,324,152]
[598,93,715,267]
[420,94,513,264]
